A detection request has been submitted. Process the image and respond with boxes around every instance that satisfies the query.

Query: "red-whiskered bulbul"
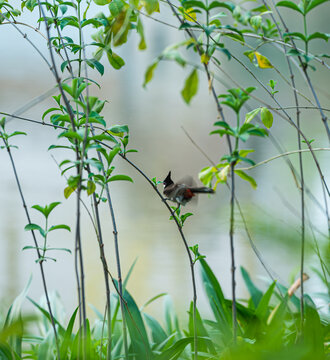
[163,171,214,206]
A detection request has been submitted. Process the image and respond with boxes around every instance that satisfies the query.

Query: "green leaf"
[64,186,75,199]
[303,295,324,356]
[181,69,199,104]
[109,0,124,15]
[143,313,167,344]
[208,1,235,11]
[44,202,61,218]
[27,297,64,333]
[24,223,46,237]
[59,308,78,358]
[250,15,262,30]
[144,0,159,14]
[255,281,276,319]
[107,124,129,137]
[199,257,232,339]
[143,62,158,87]
[86,58,104,75]
[181,212,193,224]
[137,18,147,50]
[30,205,45,216]
[48,224,71,232]
[156,337,195,360]
[182,0,207,10]
[87,180,96,195]
[106,50,125,70]
[107,175,133,183]
[93,0,111,5]
[107,146,121,165]
[42,107,60,121]
[245,108,261,124]
[46,247,71,253]
[26,0,37,11]
[260,107,273,128]
[117,283,151,358]
[286,48,303,57]
[235,170,257,189]
[240,267,263,308]
[307,32,330,42]
[276,0,303,13]
[305,0,330,13]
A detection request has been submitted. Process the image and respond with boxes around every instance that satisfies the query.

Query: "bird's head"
[163,171,174,188]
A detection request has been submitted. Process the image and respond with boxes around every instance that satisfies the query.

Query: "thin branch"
[238,148,329,171]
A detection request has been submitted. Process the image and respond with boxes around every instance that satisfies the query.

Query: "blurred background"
[0,0,329,323]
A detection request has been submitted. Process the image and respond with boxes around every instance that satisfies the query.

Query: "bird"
[163,171,214,206]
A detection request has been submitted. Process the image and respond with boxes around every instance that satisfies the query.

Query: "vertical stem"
[90,124,128,359]
[297,109,305,332]
[104,188,129,359]
[91,191,112,360]
[229,163,237,342]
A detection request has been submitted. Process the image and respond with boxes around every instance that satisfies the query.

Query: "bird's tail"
[190,187,214,194]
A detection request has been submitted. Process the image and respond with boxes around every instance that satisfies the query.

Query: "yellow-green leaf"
[255,52,273,68]
[143,62,158,88]
[181,69,199,104]
[260,107,273,128]
[143,0,159,14]
[201,53,210,64]
[93,0,111,5]
[235,170,257,189]
[64,186,75,199]
[87,180,96,196]
[183,7,197,22]
[245,107,261,124]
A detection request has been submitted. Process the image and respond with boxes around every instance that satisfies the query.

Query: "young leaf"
[260,107,273,128]
[245,107,261,124]
[181,69,199,104]
[44,202,61,219]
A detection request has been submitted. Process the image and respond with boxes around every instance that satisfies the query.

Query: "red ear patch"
[184,188,195,199]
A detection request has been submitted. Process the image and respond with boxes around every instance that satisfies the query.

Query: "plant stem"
[229,163,237,342]
[91,190,112,360]
[89,124,129,359]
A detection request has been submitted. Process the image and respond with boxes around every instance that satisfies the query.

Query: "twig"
[238,148,329,171]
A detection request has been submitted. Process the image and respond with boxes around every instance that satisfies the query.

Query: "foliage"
[0,261,328,359]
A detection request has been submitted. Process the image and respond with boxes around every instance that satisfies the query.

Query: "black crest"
[163,171,174,187]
